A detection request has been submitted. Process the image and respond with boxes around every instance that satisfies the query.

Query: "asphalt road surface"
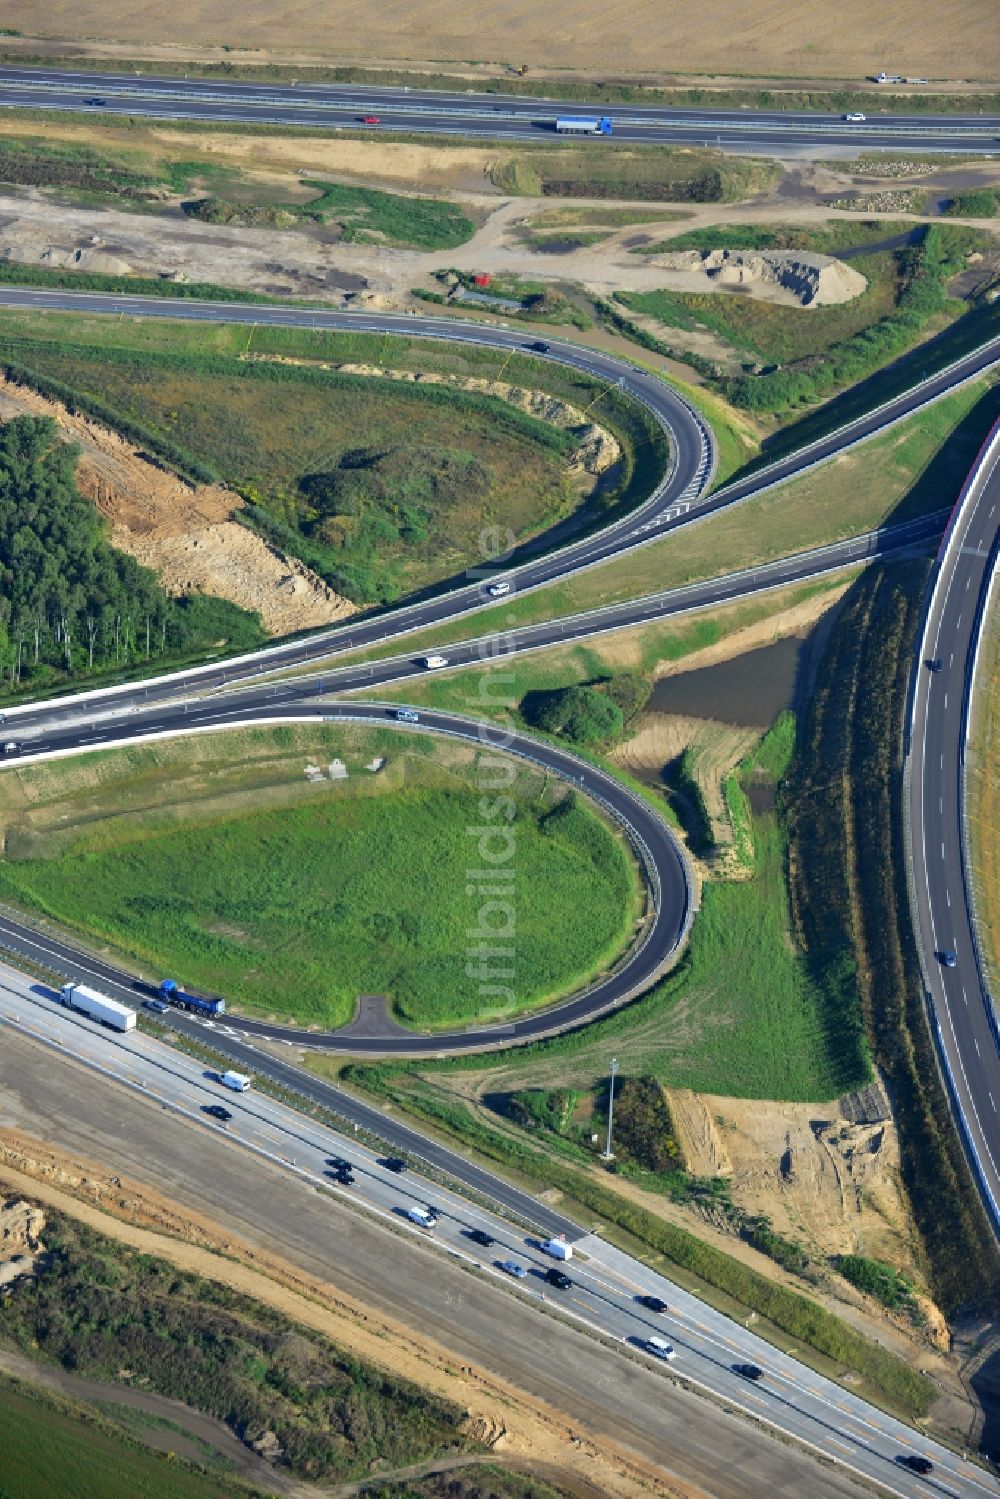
[2,288,998,745]
[0,984,991,1499]
[0,65,998,152]
[907,420,1000,1225]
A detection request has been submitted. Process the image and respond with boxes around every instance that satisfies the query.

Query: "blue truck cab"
[159,979,226,1017]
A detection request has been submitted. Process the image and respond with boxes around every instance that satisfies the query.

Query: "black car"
[379,1157,407,1173]
[202,1104,232,1122]
[334,1170,355,1186]
[527,341,550,354]
[466,1228,495,1248]
[927,658,943,672]
[545,1267,572,1290]
[327,1156,351,1171]
[637,1295,668,1314]
[897,1455,933,1475]
[733,1363,763,1381]
[87,97,107,106]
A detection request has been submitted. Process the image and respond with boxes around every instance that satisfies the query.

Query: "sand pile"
[651,247,868,306]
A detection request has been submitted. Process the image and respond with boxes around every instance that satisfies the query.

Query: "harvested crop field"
[9,1,997,84]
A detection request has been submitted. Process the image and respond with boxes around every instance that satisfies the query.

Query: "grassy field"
[185,177,475,249]
[622,252,904,366]
[1,1204,469,1482]
[0,1378,255,1499]
[0,306,671,609]
[0,321,577,607]
[335,378,998,666]
[0,131,477,249]
[0,725,637,1029]
[491,146,778,203]
[968,589,1000,993]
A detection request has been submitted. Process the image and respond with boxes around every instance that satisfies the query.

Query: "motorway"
[2,289,999,743]
[0,65,998,152]
[907,420,1000,1224]
[0,968,993,1499]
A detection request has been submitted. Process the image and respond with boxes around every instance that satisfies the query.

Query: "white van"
[219,1070,252,1093]
[406,1205,438,1228]
[540,1236,573,1261]
[421,655,448,669]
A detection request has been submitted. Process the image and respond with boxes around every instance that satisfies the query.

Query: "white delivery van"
[420,655,448,669]
[406,1205,438,1228]
[219,1070,252,1093]
[540,1236,573,1261]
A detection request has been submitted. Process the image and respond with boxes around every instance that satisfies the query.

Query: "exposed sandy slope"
[0,1134,705,1499]
[646,249,868,307]
[5,0,996,83]
[0,375,354,636]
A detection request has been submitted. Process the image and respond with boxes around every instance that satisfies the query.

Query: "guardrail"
[1,81,997,136]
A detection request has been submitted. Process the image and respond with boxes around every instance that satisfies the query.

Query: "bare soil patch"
[0,1133,703,1499]
[0,374,353,636]
[7,0,997,85]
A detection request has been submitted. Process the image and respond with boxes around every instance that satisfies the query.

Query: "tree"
[522,684,624,745]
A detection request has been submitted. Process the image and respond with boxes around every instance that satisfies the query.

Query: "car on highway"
[487,581,511,597]
[0,713,6,723]
[332,1169,355,1186]
[498,1258,528,1279]
[844,112,866,122]
[420,655,449,669]
[87,97,107,106]
[466,1228,495,1247]
[927,657,944,672]
[897,1455,933,1475]
[545,1267,573,1290]
[379,1156,408,1173]
[645,1335,676,1361]
[525,341,550,354]
[939,950,958,968]
[202,1104,233,1122]
[144,998,169,1013]
[636,1294,668,1313]
[406,1205,438,1228]
[2,742,21,756]
[361,115,381,125]
[393,709,420,724]
[327,1156,352,1171]
[733,1363,764,1381]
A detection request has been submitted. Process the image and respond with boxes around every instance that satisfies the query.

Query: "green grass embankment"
[0,728,637,1030]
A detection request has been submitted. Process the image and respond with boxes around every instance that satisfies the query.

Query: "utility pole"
[602,1057,618,1161]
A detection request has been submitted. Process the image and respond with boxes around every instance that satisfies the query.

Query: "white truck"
[540,1235,573,1261]
[59,982,136,1033]
[220,1070,252,1092]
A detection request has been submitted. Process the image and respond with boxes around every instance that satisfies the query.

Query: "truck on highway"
[219,1069,252,1092]
[555,116,612,135]
[59,981,136,1033]
[158,978,226,1017]
[540,1235,573,1261]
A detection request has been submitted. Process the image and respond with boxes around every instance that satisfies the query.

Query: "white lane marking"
[975,1037,981,1057]
[990,1093,996,1112]
[946,890,951,907]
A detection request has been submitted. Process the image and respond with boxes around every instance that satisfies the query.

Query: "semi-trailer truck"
[158,979,226,1017]
[59,982,136,1033]
[555,116,612,135]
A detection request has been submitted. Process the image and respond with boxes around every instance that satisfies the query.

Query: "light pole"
[602,1057,618,1161]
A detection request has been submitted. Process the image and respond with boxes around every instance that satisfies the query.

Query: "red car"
[361,115,381,126]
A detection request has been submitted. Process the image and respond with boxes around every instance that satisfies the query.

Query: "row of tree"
[0,416,264,690]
